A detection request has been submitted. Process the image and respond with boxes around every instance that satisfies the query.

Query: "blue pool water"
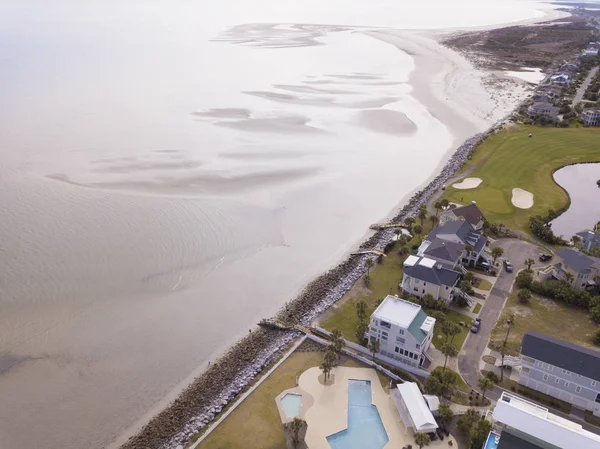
[484,432,500,449]
[281,393,302,418]
[327,380,389,449]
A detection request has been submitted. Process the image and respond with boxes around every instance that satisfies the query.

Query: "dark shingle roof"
[423,238,464,264]
[448,203,484,227]
[473,234,487,253]
[403,262,461,287]
[521,331,600,382]
[428,220,473,243]
[555,248,600,274]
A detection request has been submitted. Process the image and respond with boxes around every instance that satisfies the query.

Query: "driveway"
[458,238,541,390]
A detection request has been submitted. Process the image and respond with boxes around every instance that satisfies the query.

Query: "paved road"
[458,239,540,389]
[572,66,599,107]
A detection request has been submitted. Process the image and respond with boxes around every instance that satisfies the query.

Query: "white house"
[392,382,439,435]
[369,295,435,369]
[401,256,461,302]
[582,107,600,126]
[488,391,600,449]
[550,73,569,85]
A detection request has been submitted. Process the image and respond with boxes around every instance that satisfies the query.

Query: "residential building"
[487,391,600,449]
[425,220,488,267]
[392,382,438,435]
[439,202,485,230]
[550,248,600,290]
[582,107,600,126]
[528,102,559,121]
[518,331,600,417]
[550,73,569,85]
[584,47,599,57]
[576,229,600,252]
[369,295,435,369]
[400,255,461,302]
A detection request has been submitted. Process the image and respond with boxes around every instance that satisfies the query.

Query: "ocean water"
[0,1,552,448]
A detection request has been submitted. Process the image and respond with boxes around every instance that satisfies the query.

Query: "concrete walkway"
[572,66,599,107]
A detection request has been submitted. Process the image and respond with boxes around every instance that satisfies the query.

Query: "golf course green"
[441,125,600,231]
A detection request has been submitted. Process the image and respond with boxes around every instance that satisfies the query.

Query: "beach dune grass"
[441,126,600,231]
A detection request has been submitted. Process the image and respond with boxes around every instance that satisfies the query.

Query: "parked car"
[503,259,513,273]
[475,317,482,326]
[477,260,491,271]
[539,253,552,262]
[470,325,480,333]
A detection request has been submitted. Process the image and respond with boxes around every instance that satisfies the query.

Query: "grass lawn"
[431,310,473,351]
[489,291,599,356]
[474,278,492,291]
[473,303,482,314]
[195,351,390,449]
[319,220,435,343]
[585,410,600,427]
[440,125,600,231]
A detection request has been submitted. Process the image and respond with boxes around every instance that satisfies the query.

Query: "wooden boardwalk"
[369,223,408,230]
[350,249,386,257]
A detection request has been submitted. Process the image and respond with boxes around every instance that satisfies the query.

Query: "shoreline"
[117,15,556,449]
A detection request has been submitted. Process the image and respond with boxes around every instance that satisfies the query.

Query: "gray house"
[576,229,600,252]
[550,248,600,291]
[519,331,600,417]
[424,220,488,267]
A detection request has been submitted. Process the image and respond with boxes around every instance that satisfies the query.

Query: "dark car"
[503,259,513,273]
[539,253,552,262]
[470,325,480,333]
[475,317,482,326]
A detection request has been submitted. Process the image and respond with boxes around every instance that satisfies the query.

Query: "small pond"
[550,163,600,239]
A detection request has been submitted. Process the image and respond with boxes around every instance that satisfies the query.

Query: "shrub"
[518,289,532,304]
[516,270,534,289]
[593,329,600,346]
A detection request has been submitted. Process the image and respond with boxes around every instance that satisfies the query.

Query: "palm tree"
[478,377,494,402]
[368,338,380,361]
[356,299,368,323]
[365,258,374,280]
[491,247,504,265]
[564,271,575,285]
[500,313,515,381]
[571,235,581,247]
[438,402,454,427]
[434,201,442,215]
[413,225,423,243]
[524,258,535,270]
[414,431,431,449]
[289,417,306,448]
[330,328,345,360]
[441,343,458,371]
[429,310,446,324]
[440,198,449,210]
[405,217,416,230]
[355,321,369,345]
[394,228,402,242]
[418,206,427,226]
[430,214,439,228]
[320,348,337,383]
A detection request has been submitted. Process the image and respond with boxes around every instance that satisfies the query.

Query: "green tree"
[491,247,504,265]
[564,272,575,285]
[478,376,494,402]
[434,201,442,215]
[469,418,492,449]
[289,417,306,448]
[355,321,369,346]
[485,370,500,384]
[442,321,462,344]
[518,289,532,304]
[438,402,454,426]
[413,225,423,243]
[571,235,582,247]
[440,198,449,210]
[414,431,431,449]
[430,214,439,228]
[593,329,600,346]
[500,313,515,381]
[365,258,374,280]
[429,310,447,324]
[368,338,380,361]
[330,328,345,360]
[418,205,427,225]
[405,217,416,230]
[441,343,458,371]
[320,348,337,383]
[356,299,368,323]
[524,258,535,270]
[516,270,533,288]
[456,408,480,436]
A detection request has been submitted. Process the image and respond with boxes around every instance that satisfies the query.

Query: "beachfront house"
[518,331,600,417]
[550,73,569,85]
[582,107,600,126]
[400,256,462,302]
[486,391,600,449]
[425,220,488,267]
[369,295,435,369]
[545,248,600,291]
[584,47,599,57]
[438,202,485,230]
[576,229,600,252]
[528,102,559,121]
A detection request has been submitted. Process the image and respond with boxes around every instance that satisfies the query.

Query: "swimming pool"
[326,380,389,449]
[281,393,302,418]
[483,431,500,449]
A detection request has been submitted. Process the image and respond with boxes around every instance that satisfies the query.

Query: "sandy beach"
[0,1,565,448]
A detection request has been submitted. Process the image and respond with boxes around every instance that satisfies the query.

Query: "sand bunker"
[453,177,482,189]
[512,188,534,209]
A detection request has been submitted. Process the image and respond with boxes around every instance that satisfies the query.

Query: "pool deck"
[297,366,455,449]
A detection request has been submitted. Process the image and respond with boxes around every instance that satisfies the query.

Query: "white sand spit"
[453,177,482,189]
[512,188,534,209]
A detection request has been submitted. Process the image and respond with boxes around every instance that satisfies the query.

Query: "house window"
[564,381,570,388]
[592,380,597,387]
[555,377,560,384]
[399,329,405,335]
[415,279,421,285]
[596,393,600,404]
[522,367,530,374]
[423,283,426,286]
[576,386,582,393]
[380,321,391,329]
[522,356,534,364]
[422,290,425,294]
[543,374,549,381]
[445,286,449,290]
[395,347,399,353]
[416,344,420,350]
[396,337,405,344]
